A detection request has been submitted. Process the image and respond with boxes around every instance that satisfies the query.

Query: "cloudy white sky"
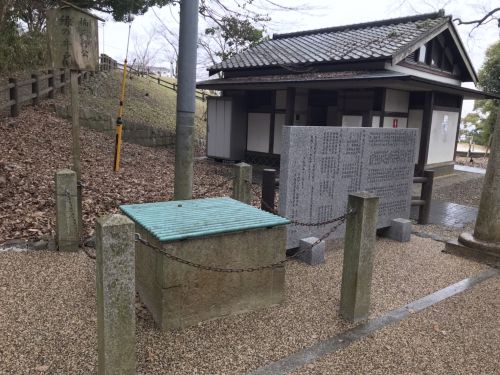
[95,0,499,114]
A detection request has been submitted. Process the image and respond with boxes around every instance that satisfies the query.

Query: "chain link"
[134,208,351,273]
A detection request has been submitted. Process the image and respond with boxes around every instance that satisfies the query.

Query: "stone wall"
[54,104,205,149]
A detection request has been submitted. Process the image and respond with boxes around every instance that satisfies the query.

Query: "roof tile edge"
[272,9,447,40]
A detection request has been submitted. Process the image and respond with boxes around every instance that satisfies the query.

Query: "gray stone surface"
[340,192,379,323]
[382,218,412,242]
[298,237,325,266]
[232,162,252,204]
[279,126,417,249]
[55,169,79,251]
[135,226,286,331]
[96,214,136,375]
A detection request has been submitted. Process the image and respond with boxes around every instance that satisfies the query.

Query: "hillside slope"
[79,70,207,139]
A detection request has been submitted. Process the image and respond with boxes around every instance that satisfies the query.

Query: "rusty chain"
[134,208,351,273]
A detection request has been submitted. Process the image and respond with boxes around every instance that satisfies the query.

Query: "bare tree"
[131,27,160,75]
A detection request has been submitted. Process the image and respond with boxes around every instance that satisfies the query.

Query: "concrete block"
[279,126,417,249]
[96,214,136,375]
[383,218,412,242]
[55,169,79,251]
[135,225,286,331]
[298,237,325,266]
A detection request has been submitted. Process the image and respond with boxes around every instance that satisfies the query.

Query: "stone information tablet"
[279,126,417,249]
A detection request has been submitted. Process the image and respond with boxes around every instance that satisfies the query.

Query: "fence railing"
[115,62,208,102]
[0,69,94,117]
[0,53,209,118]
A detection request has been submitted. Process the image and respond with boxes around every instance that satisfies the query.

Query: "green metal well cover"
[120,197,290,243]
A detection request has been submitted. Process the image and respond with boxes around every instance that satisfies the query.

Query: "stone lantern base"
[445,232,500,268]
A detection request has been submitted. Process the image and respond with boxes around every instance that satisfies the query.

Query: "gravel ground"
[0,236,487,374]
[455,156,489,169]
[293,275,500,375]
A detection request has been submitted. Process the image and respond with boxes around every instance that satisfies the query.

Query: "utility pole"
[173,0,200,200]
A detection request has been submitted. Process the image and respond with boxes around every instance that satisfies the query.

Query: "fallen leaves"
[0,101,257,243]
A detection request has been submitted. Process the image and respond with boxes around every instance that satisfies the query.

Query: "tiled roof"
[209,11,449,73]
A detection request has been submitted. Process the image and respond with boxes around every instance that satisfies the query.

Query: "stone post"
[96,214,136,375]
[55,169,79,251]
[447,106,500,265]
[340,192,379,322]
[232,162,252,204]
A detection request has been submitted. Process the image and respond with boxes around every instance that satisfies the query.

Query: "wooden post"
[418,170,434,225]
[60,69,66,94]
[48,70,55,99]
[31,73,40,105]
[96,214,136,375]
[70,70,83,237]
[261,169,276,213]
[340,192,379,323]
[8,78,19,117]
[232,163,252,204]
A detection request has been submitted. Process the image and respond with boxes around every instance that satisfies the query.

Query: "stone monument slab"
[279,126,417,249]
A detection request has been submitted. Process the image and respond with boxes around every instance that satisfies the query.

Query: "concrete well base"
[135,226,286,331]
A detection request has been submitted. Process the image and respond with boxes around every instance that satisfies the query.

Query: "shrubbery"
[0,23,47,74]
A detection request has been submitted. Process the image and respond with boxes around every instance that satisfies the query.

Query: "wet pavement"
[454,164,486,175]
[411,200,478,228]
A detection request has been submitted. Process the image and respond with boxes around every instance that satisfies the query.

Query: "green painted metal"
[120,197,290,243]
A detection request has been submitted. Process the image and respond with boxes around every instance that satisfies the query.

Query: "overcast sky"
[96,0,499,114]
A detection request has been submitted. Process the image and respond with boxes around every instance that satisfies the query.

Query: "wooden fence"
[116,62,208,102]
[0,69,92,117]
[0,54,209,118]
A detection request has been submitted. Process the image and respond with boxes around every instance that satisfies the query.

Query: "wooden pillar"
[8,78,19,117]
[60,69,66,94]
[70,71,83,237]
[268,91,277,154]
[417,91,434,175]
[285,87,295,125]
[48,70,55,99]
[31,73,40,105]
[261,169,276,213]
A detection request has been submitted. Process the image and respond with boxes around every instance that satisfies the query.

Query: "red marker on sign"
[392,119,398,128]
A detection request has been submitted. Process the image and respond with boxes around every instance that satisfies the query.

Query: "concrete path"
[411,200,478,228]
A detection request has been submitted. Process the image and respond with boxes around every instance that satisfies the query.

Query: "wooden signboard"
[46,3,103,71]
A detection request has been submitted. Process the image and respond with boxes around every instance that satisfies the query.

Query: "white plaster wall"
[408,109,423,163]
[384,89,409,113]
[427,110,459,164]
[247,113,271,153]
[383,117,408,128]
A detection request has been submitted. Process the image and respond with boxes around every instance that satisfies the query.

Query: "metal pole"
[174,0,199,200]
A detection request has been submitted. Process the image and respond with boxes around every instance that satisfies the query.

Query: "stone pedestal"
[96,214,136,375]
[232,162,252,204]
[298,237,325,266]
[340,192,379,323]
[55,169,79,251]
